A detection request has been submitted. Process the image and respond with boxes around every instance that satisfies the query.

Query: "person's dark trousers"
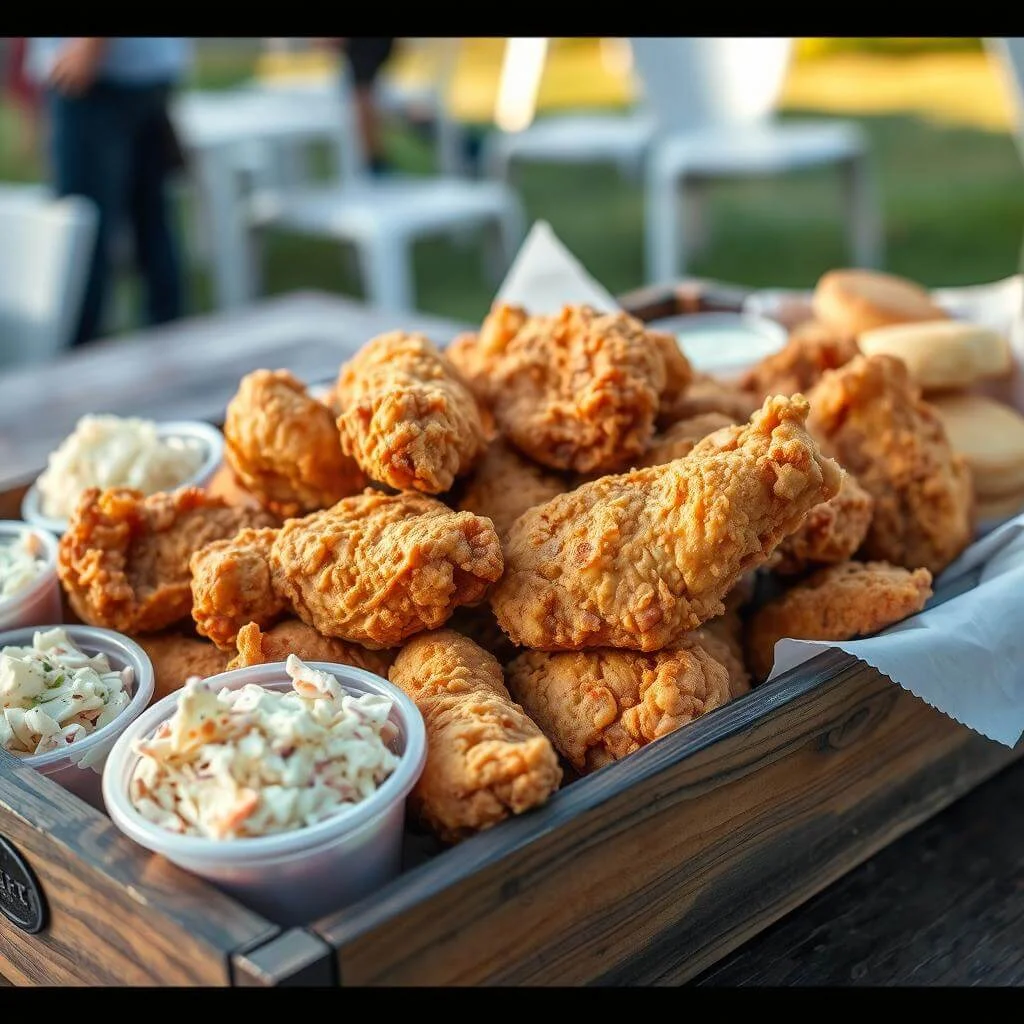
[47,80,183,347]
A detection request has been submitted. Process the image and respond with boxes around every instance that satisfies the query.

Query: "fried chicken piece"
[224,369,366,517]
[189,528,285,650]
[491,395,842,651]
[658,371,761,428]
[227,620,395,677]
[451,304,691,475]
[746,560,933,681]
[57,487,277,634]
[390,630,562,843]
[695,617,751,698]
[740,320,860,400]
[135,633,231,702]
[456,439,569,539]
[269,489,503,648]
[807,354,974,574]
[203,462,263,511]
[506,634,731,774]
[773,471,875,576]
[335,332,488,494]
[638,412,737,468]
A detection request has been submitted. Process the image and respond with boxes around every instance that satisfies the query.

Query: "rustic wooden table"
[2,291,1019,987]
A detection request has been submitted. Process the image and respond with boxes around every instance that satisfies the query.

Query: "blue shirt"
[28,37,192,86]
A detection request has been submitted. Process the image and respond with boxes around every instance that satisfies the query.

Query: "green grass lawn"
[5,46,1024,330]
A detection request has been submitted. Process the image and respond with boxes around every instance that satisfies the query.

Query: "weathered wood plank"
[314,661,1018,986]
[0,750,278,985]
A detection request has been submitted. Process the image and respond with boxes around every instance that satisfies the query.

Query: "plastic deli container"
[102,661,428,927]
[646,311,788,381]
[0,625,155,809]
[0,522,61,631]
[21,419,226,536]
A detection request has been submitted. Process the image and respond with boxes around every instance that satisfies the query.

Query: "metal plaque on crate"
[0,835,47,934]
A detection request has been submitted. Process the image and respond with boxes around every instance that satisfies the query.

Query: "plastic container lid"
[0,522,61,632]
[21,419,226,536]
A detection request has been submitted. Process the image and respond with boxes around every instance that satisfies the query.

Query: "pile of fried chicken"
[55,298,972,844]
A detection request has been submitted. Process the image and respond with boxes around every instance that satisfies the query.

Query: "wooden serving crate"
[0,283,1018,987]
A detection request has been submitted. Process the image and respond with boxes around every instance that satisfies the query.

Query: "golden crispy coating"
[506,635,732,774]
[808,355,973,575]
[227,620,395,677]
[390,630,562,843]
[57,487,277,634]
[773,471,875,576]
[335,332,488,494]
[453,304,690,475]
[269,489,503,648]
[695,617,751,698]
[746,560,933,681]
[456,438,569,538]
[189,528,285,650]
[491,395,842,651]
[135,633,231,702]
[638,412,737,468]
[740,320,860,400]
[224,369,365,517]
[658,371,761,429]
[203,462,263,511]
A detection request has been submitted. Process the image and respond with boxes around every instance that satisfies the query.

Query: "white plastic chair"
[0,189,98,369]
[485,38,656,183]
[246,60,524,313]
[633,38,882,283]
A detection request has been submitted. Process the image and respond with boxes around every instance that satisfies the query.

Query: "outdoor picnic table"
[1,291,1022,986]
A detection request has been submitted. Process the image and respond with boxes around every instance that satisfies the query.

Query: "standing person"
[323,38,396,175]
[28,37,191,346]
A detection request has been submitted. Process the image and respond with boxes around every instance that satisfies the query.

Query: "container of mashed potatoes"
[22,415,225,535]
[102,656,427,926]
[0,625,154,808]
[0,522,61,631]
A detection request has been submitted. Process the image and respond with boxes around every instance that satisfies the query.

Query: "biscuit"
[930,394,1024,496]
[858,320,1011,391]
[813,269,948,336]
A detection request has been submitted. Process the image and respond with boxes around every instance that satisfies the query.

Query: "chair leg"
[844,152,884,269]
[358,232,415,312]
[645,165,685,284]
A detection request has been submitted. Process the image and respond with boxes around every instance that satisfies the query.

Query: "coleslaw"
[129,655,400,840]
[0,530,48,600]
[0,627,133,757]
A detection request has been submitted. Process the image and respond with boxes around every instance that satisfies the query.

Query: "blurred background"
[2,36,1024,353]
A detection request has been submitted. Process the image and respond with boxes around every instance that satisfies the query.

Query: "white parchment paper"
[496,221,1024,747]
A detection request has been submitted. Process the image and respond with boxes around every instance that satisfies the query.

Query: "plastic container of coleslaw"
[0,522,61,632]
[102,661,427,927]
[0,625,154,809]
[21,419,225,536]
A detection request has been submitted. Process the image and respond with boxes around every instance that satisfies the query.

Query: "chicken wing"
[447,304,692,475]
[740,320,859,400]
[135,633,231,702]
[456,438,569,539]
[638,411,737,468]
[772,471,875,576]
[491,395,842,651]
[335,332,488,494]
[505,634,731,774]
[807,354,973,574]
[189,527,285,650]
[224,369,365,517]
[57,487,277,634]
[228,620,395,677]
[746,560,933,681]
[269,489,503,648]
[389,629,562,843]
